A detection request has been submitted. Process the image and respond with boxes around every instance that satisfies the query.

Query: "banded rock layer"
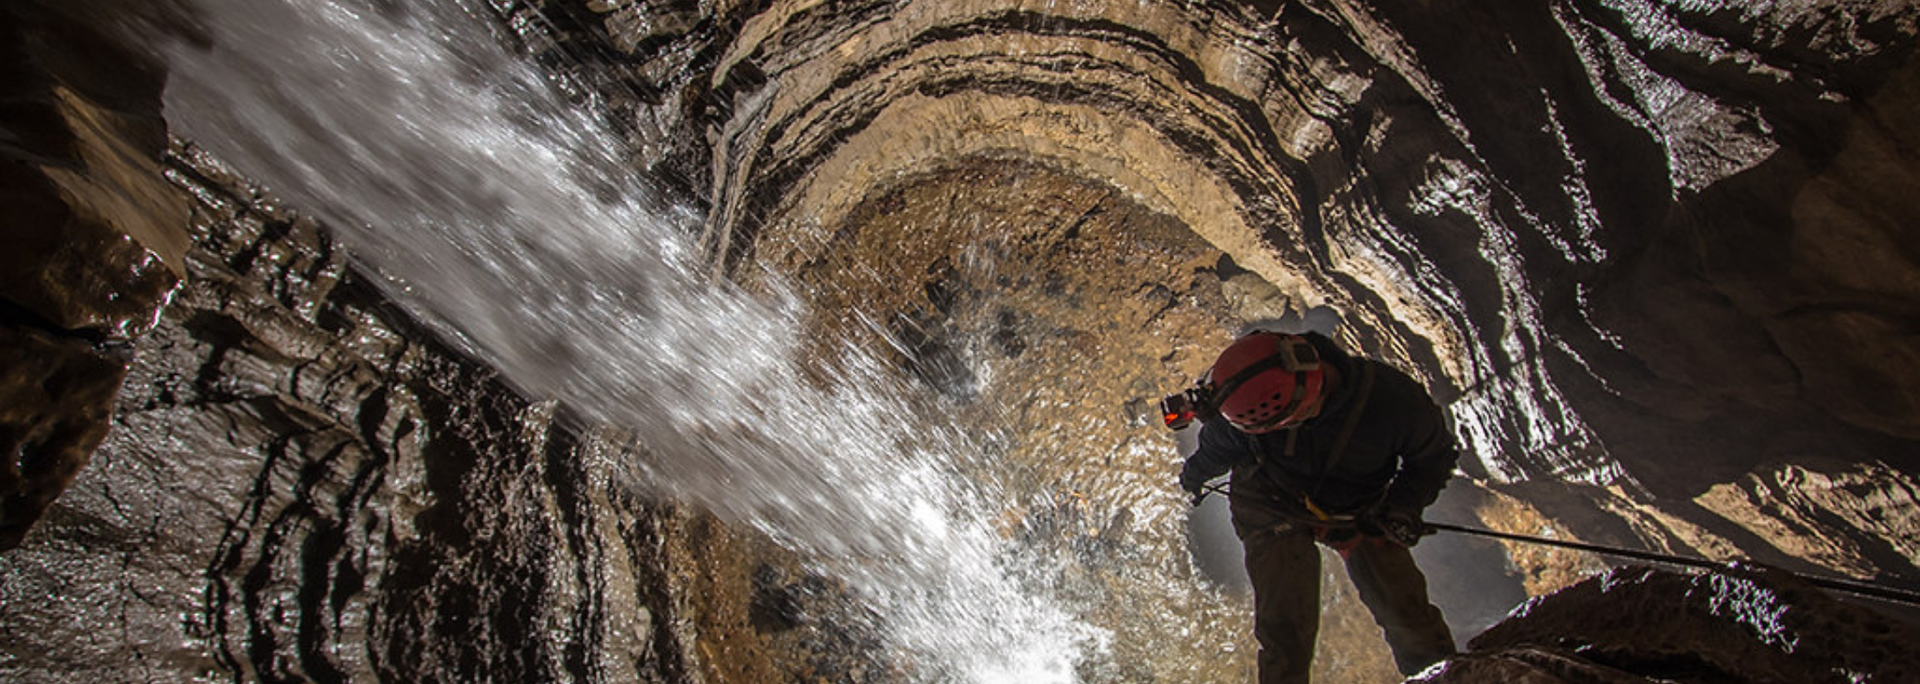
[4,1,1920,684]
[532,0,1920,580]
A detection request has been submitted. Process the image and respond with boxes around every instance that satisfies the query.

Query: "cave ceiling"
[526,0,1920,551]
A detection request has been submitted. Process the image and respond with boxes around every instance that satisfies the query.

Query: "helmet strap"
[1277,366,1329,426]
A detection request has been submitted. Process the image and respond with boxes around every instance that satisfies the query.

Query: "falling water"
[156,0,1101,679]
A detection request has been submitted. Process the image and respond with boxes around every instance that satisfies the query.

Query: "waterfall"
[157,0,1102,679]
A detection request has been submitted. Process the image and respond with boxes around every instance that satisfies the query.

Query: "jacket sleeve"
[1383,391,1459,513]
[1180,421,1253,491]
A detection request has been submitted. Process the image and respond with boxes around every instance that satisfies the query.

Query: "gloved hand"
[1178,460,1212,505]
[1362,507,1428,547]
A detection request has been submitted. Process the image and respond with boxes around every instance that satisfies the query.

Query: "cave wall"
[0,3,698,671]
[0,1,187,551]
[1425,563,1920,683]
[526,0,1920,583]
[1,132,697,681]
[0,7,885,683]
[3,0,1920,682]
[2,141,698,682]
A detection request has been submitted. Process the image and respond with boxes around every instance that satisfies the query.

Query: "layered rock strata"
[532,0,1920,677]
[4,0,1920,683]
[0,148,693,683]
[542,0,1920,583]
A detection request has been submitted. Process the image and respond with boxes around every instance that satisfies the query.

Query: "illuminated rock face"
[535,1,1920,678]
[536,0,1920,573]
[3,1,1920,683]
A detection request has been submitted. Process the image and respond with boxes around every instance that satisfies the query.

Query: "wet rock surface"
[1,149,691,683]
[6,0,1920,683]
[588,0,1920,586]
[562,0,1920,679]
[1422,563,1920,683]
[0,2,187,550]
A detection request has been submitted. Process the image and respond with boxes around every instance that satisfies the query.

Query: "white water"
[158,0,1102,679]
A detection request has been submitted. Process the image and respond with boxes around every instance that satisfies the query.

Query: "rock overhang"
[586,0,1920,598]
[697,3,1325,299]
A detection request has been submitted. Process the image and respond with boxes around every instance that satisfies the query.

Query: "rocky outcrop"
[1423,563,1920,683]
[0,2,189,550]
[0,146,693,682]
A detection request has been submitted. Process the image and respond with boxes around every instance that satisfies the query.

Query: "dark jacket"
[1182,333,1457,525]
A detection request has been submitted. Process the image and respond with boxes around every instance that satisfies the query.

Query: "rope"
[1193,482,1920,606]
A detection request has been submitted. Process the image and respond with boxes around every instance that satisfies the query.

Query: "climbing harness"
[1191,481,1920,606]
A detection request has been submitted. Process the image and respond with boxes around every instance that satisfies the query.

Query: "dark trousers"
[1225,467,1458,683]
[1239,527,1456,683]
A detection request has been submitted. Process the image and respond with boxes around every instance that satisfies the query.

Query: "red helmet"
[1206,332,1328,433]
